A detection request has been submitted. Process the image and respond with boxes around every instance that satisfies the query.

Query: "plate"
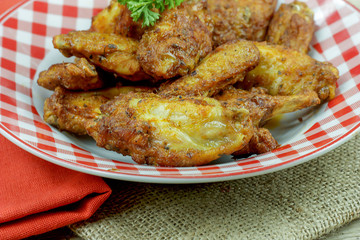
[0,0,359,183]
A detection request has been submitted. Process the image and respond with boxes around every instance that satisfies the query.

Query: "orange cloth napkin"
[0,134,111,239]
[0,2,111,239]
[0,0,24,14]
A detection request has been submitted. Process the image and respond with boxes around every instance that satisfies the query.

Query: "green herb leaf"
[118,0,185,27]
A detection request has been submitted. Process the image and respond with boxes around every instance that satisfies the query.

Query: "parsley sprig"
[118,0,185,27]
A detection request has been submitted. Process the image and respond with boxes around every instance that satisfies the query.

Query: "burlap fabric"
[70,133,360,240]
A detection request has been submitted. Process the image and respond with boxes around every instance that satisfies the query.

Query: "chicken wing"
[44,85,152,135]
[160,40,260,97]
[238,42,339,102]
[215,87,320,127]
[137,0,213,80]
[266,1,315,54]
[208,0,277,47]
[85,92,253,167]
[53,31,150,81]
[90,0,144,40]
[233,127,279,155]
[215,87,320,155]
[37,58,105,91]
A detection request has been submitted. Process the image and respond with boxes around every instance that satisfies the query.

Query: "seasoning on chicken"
[216,87,321,126]
[238,42,339,102]
[53,31,150,81]
[208,0,277,47]
[37,58,105,91]
[44,85,153,135]
[85,92,254,167]
[160,40,260,97]
[233,128,279,155]
[90,0,144,40]
[215,87,321,154]
[266,1,315,54]
[137,0,213,80]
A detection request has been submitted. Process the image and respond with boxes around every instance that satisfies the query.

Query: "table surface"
[20,0,360,239]
[25,210,360,240]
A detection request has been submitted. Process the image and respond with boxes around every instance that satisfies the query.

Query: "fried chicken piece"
[53,31,150,81]
[208,0,277,47]
[44,85,152,135]
[215,87,320,155]
[137,0,213,80]
[233,128,279,155]
[85,92,254,167]
[216,87,320,127]
[160,40,260,97]
[90,0,144,40]
[44,87,108,135]
[266,1,315,54]
[37,58,105,91]
[238,42,339,102]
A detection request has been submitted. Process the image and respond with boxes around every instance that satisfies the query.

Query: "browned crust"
[37,58,104,91]
[233,128,279,155]
[266,1,315,53]
[90,0,144,40]
[43,87,109,135]
[239,42,339,102]
[159,40,260,97]
[53,31,150,81]
[137,1,213,80]
[208,0,277,47]
[86,92,253,167]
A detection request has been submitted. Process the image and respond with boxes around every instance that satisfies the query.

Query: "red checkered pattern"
[0,0,359,183]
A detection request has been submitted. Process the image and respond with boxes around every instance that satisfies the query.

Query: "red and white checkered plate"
[0,0,359,183]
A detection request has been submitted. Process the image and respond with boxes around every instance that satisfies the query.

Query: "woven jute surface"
[70,133,360,240]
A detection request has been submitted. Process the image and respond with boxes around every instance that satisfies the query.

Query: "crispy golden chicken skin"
[44,85,152,135]
[85,92,253,167]
[37,58,104,91]
[208,0,277,47]
[90,0,144,40]
[160,40,260,97]
[216,87,320,127]
[238,42,339,102]
[266,1,315,54]
[215,87,320,155]
[44,87,109,135]
[53,31,150,81]
[233,127,279,155]
[137,0,213,80]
